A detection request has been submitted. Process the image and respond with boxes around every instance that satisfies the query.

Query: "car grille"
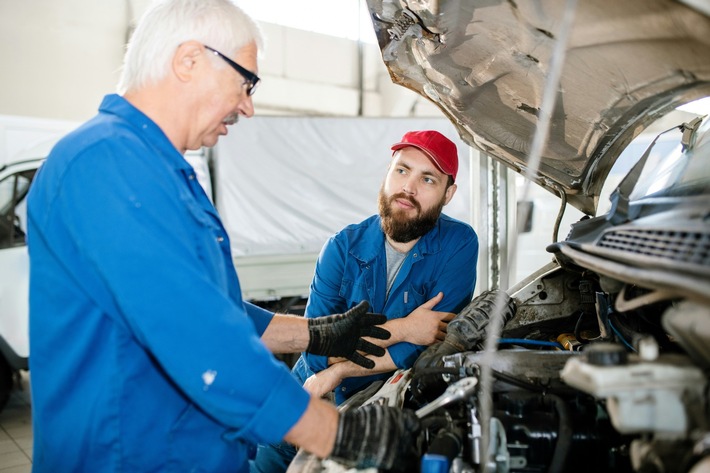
[598,228,710,269]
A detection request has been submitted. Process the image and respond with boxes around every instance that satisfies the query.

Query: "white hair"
[117,0,263,94]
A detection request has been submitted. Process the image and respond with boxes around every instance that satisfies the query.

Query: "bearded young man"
[251,130,479,473]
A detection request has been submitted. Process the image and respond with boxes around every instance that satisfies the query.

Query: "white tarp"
[0,115,79,167]
[215,116,473,259]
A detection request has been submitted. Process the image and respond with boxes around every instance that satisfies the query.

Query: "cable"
[573,311,585,343]
[550,181,568,243]
[608,319,636,352]
[498,338,564,349]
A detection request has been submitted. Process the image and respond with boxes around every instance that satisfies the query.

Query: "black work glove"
[307,301,390,369]
[414,290,516,370]
[330,404,420,470]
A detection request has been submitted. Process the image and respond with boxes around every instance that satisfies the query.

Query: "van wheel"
[0,357,14,411]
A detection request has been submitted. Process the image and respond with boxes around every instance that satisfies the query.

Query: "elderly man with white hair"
[26,0,419,471]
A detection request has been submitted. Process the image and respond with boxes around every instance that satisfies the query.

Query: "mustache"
[389,192,420,211]
[222,112,240,126]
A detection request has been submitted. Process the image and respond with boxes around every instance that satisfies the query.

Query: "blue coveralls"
[297,213,478,402]
[252,213,478,472]
[27,94,309,472]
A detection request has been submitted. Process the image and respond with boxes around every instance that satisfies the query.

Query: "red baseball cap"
[391,130,459,182]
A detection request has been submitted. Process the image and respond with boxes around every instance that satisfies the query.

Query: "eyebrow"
[396,160,442,180]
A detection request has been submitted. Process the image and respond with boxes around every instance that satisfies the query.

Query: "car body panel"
[0,246,29,364]
[0,158,43,367]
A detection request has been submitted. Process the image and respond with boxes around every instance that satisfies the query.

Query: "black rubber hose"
[426,427,464,464]
[547,393,573,473]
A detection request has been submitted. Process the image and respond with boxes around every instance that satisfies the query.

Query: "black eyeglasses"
[204,45,260,96]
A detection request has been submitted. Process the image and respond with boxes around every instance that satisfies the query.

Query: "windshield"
[629,117,710,201]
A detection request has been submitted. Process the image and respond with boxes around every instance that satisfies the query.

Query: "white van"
[0,157,42,408]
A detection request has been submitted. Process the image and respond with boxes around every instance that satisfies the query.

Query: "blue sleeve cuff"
[233,368,310,444]
[388,341,425,370]
[244,301,275,336]
[303,351,329,373]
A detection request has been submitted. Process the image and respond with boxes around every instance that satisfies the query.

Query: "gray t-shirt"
[385,240,409,299]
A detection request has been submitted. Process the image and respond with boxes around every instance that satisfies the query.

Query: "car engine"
[288,117,710,473]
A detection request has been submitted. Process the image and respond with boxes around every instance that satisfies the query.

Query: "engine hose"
[421,427,464,473]
[411,366,477,381]
[547,394,573,473]
[491,370,546,393]
[420,414,454,432]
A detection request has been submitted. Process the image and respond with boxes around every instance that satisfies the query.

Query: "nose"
[224,96,254,126]
[402,176,417,195]
[240,94,255,118]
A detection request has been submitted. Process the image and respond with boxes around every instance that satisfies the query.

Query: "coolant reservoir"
[560,344,706,436]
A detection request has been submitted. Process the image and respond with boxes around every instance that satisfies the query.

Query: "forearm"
[335,349,398,378]
[366,314,439,348]
[356,318,407,351]
[368,292,455,349]
[260,314,309,353]
[284,396,339,458]
[377,318,408,346]
[305,350,398,398]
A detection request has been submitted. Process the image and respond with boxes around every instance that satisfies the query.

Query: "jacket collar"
[349,215,444,265]
[99,94,192,173]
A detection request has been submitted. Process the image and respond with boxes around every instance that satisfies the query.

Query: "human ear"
[173,41,203,82]
[443,183,457,205]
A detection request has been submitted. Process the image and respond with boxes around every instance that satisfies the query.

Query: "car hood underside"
[365,0,710,215]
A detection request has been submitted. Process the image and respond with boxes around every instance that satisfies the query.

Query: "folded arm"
[305,350,398,398]
[323,292,455,366]
[379,292,454,346]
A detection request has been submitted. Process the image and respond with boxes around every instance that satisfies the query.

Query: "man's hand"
[307,301,390,369]
[396,292,454,345]
[329,404,420,470]
[303,365,343,399]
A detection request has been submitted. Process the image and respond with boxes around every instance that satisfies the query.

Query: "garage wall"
[0,0,128,121]
[0,1,439,122]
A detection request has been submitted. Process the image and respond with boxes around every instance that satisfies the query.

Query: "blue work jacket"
[27,94,309,472]
[294,214,478,404]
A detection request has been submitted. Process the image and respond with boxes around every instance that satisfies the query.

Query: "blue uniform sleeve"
[301,236,350,373]
[245,300,275,336]
[41,142,308,444]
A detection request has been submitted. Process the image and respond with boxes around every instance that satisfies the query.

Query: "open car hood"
[365,0,710,215]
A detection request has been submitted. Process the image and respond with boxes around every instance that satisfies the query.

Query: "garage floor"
[0,372,32,472]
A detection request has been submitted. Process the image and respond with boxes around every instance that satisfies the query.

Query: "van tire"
[0,356,14,412]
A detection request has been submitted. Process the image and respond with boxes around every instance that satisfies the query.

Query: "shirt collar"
[99,94,193,173]
[349,215,444,264]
